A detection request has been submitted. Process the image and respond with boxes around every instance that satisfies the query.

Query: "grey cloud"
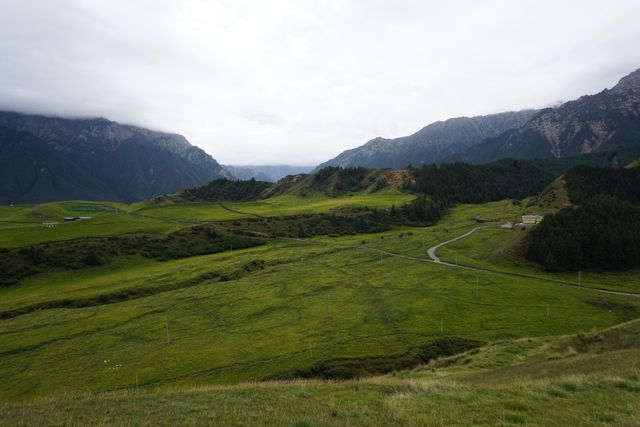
[1,0,639,165]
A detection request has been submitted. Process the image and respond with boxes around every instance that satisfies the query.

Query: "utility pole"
[165,319,170,344]
[578,270,582,288]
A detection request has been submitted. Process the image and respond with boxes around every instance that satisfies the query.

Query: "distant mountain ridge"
[318,67,640,169]
[316,110,539,170]
[223,165,315,182]
[0,111,229,204]
[463,68,640,163]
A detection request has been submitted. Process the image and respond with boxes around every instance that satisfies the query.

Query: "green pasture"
[0,195,639,411]
[2,320,639,426]
[0,189,413,248]
[0,201,170,248]
[136,188,415,222]
[1,231,638,400]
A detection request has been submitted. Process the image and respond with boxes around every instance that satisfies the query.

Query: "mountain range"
[316,110,538,170]
[2,68,639,204]
[0,112,229,204]
[319,68,640,169]
[463,68,640,163]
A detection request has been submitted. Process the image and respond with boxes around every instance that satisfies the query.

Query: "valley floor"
[1,194,639,425]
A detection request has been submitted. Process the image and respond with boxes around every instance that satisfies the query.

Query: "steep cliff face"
[0,112,230,203]
[315,110,538,170]
[464,69,640,163]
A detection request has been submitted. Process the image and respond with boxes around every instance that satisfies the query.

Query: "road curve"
[427,226,486,263]
[290,228,640,298]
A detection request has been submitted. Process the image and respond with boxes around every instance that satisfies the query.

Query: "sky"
[1,1,640,166]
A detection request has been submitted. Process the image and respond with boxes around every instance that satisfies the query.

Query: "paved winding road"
[426,226,486,264]
[353,225,637,298]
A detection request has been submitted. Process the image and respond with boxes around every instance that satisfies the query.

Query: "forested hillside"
[564,165,640,204]
[526,196,640,271]
[526,165,640,271]
[263,166,391,198]
[404,159,554,204]
[170,178,272,202]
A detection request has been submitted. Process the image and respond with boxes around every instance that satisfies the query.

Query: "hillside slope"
[316,110,538,170]
[0,111,230,204]
[2,319,638,426]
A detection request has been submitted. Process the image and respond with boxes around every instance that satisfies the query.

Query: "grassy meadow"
[0,189,413,248]
[135,188,415,222]
[1,319,639,426]
[1,190,639,425]
[0,201,169,248]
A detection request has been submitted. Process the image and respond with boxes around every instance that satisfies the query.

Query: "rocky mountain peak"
[612,68,640,93]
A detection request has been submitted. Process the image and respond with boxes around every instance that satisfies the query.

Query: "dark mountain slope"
[465,68,640,163]
[316,110,538,170]
[0,127,117,203]
[0,112,229,203]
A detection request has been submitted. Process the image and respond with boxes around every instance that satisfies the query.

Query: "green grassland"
[0,202,169,248]
[1,190,639,425]
[137,188,414,222]
[0,189,413,248]
[2,319,639,426]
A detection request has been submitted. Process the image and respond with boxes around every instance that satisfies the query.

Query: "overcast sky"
[1,0,640,165]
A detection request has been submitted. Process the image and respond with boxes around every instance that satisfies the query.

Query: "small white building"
[522,215,544,225]
[500,221,514,229]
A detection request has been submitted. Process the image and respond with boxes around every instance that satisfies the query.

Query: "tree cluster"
[526,195,640,271]
[405,159,553,204]
[312,166,372,196]
[0,225,264,287]
[565,165,640,205]
[178,178,271,202]
[392,196,447,224]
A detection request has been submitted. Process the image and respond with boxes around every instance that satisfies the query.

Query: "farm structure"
[522,215,543,225]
